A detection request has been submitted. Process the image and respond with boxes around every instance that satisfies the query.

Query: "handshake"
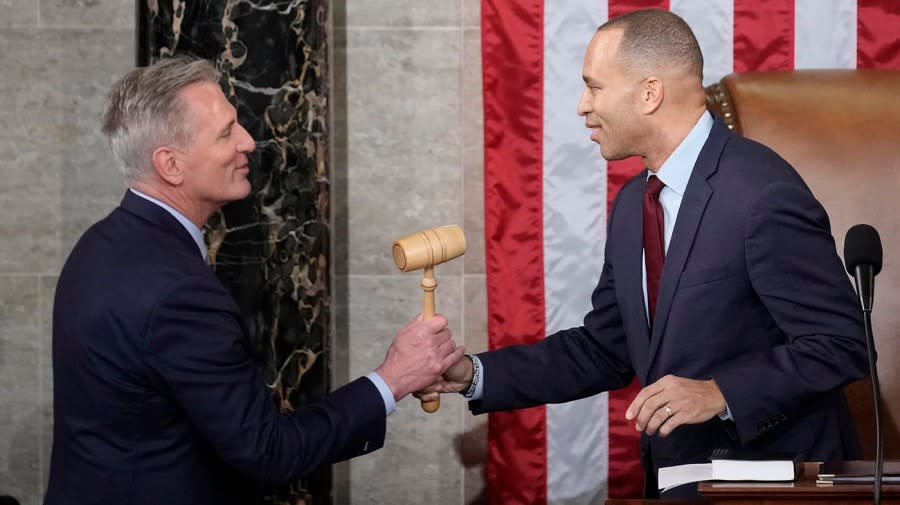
[374,314,473,406]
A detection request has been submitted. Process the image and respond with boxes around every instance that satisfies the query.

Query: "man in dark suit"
[417,9,867,499]
[45,56,465,505]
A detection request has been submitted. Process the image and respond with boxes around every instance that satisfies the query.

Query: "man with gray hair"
[45,56,464,505]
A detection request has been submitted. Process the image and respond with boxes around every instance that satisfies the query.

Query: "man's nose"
[576,88,590,116]
[237,125,256,153]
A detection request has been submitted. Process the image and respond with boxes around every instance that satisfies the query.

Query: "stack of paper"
[658,459,796,492]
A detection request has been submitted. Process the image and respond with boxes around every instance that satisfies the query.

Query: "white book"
[658,459,796,492]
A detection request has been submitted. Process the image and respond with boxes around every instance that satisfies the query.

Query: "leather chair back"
[706,70,900,458]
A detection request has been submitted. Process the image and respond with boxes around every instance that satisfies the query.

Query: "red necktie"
[643,175,666,328]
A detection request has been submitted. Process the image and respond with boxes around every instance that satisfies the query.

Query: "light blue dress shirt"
[638,113,731,419]
[641,111,714,319]
[130,188,208,260]
[466,112,731,419]
[129,188,397,416]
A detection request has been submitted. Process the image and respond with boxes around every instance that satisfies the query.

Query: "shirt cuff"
[462,355,485,400]
[365,371,397,416]
[718,402,733,421]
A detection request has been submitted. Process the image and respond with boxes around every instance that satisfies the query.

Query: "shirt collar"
[128,188,208,260]
[648,110,714,196]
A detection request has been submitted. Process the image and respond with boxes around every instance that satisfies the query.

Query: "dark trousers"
[644,448,703,500]
[643,448,660,499]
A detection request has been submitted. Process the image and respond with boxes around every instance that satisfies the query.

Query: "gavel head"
[392,225,467,272]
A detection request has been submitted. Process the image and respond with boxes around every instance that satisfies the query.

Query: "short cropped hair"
[599,9,704,82]
[101,56,219,181]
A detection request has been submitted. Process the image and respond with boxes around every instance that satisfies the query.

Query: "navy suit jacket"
[46,191,386,505]
[472,117,867,470]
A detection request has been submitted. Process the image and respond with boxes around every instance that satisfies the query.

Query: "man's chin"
[232,181,252,201]
[598,148,633,162]
[598,147,617,161]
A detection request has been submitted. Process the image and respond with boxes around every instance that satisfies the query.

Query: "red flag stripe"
[608,0,670,19]
[857,0,900,69]
[482,1,547,504]
[733,0,795,72]
[604,3,669,501]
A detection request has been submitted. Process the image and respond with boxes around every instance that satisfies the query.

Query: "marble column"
[138,1,332,503]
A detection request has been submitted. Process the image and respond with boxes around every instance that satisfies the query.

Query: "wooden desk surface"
[699,479,900,502]
[698,462,900,504]
[605,500,706,504]
[606,463,900,504]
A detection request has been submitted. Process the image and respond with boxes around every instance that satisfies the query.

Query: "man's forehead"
[180,81,222,105]
[180,82,232,116]
[588,28,623,55]
[583,29,624,75]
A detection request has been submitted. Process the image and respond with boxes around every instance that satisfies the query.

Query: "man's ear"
[640,76,664,114]
[150,146,184,186]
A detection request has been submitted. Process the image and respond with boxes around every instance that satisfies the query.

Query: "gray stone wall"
[0,1,134,504]
[0,1,486,504]
[331,1,486,504]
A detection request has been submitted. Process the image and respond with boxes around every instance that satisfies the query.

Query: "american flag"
[481,1,899,503]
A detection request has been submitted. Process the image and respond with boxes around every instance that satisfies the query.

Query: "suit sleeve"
[471,206,635,414]
[711,181,868,444]
[144,274,386,483]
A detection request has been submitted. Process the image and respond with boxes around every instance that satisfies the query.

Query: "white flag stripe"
[795,0,857,69]
[543,0,609,503]
[670,0,736,86]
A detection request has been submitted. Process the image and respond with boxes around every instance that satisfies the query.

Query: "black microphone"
[843,224,884,505]
[844,224,883,313]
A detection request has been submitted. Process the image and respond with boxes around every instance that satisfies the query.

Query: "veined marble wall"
[0,1,487,505]
[0,2,134,505]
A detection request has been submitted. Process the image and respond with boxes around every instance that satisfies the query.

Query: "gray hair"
[599,9,704,82]
[101,56,220,181]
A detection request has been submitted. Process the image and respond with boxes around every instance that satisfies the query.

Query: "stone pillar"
[138,2,331,503]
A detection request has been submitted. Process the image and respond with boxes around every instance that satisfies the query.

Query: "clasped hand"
[376,314,466,401]
[411,355,472,403]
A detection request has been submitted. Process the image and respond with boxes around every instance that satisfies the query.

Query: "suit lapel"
[646,118,731,368]
[620,179,652,354]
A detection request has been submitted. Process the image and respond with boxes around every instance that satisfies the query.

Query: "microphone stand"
[854,266,883,505]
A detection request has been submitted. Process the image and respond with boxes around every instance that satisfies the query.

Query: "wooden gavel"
[392,225,467,413]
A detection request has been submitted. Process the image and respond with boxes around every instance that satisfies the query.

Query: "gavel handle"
[420,266,440,413]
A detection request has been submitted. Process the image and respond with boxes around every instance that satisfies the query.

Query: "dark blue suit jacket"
[45,191,386,505]
[472,117,867,470]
